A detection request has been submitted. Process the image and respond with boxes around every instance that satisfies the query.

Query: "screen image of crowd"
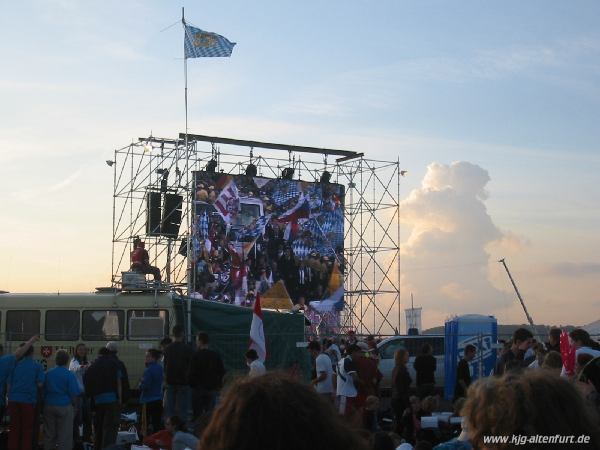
[189,171,345,319]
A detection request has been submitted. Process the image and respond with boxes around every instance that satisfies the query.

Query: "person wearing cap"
[131,238,162,281]
[106,341,131,404]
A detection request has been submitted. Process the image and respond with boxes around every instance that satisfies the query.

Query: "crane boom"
[498,258,537,331]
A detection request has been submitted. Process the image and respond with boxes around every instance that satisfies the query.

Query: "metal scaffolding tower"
[110,134,401,334]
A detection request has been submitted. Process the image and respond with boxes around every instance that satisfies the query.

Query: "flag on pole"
[214,179,239,224]
[184,24,236,58]
[249,293,267,362]
[276,194,310,241]
[309,286,345,313]
[239,215,271,240]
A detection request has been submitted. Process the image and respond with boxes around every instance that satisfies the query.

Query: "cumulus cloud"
[401,161,516,325]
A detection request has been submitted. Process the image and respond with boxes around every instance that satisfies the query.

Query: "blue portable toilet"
[444,314,498,401]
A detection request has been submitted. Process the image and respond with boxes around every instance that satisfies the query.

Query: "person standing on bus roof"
[7,339,45,450]
[163,325,193,424]
[131,237,162,281]
[0,336,38,425]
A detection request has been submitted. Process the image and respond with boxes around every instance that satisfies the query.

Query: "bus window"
[127,310,169,340]
[430,337,444,355]
[45,311,80,341]
[7,311,40,341]
[82,310,124,341]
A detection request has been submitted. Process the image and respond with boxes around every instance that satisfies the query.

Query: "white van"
[377,335,445,392]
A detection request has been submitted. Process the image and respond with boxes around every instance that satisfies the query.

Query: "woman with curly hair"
[462,370,600,449]
[199,372,368,450]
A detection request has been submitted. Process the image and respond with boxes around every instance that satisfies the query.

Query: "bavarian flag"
[184,24,236,58]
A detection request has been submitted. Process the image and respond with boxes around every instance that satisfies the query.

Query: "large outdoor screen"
[190,172,345,311]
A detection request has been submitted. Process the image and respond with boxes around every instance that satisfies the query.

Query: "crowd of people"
[189,173,345,306]
[1,326,600,449]
[191,225,344,306]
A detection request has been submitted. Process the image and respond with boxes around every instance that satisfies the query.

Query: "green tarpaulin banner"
[175,299,311,382]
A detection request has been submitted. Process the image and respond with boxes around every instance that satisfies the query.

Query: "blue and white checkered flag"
[184,24,236,58]
[240,215,271,240]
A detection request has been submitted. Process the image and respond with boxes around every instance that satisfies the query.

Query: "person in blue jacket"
[0,335,38,422]
[140,348,164,434]
[43,349,81,450]
[7,340,45,450]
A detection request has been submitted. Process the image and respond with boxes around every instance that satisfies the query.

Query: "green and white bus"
[0,290,310,390]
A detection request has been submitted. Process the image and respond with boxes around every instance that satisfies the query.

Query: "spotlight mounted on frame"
[281,167,295,180]
[106,160,115,167]
[205,159,218,173]
[245,163,257,177]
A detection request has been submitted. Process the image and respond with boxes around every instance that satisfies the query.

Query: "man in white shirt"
[245,349,266,377]
[308,341,334,402]
[336,344,361,416]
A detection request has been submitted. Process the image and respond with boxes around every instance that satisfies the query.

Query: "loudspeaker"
[161,194,183,237]
[146,192,162,236]
[178,238,188,257]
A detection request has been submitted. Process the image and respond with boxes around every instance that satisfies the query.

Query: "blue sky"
[1,1,599,329]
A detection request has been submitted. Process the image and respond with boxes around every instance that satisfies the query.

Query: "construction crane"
[498,258,539,338]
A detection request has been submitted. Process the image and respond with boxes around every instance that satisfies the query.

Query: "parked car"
[377,335,445,394]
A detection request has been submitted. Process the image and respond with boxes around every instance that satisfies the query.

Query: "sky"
[1,1,599,331]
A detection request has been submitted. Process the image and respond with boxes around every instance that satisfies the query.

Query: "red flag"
[249,293,266,361]
[560,330,576,376]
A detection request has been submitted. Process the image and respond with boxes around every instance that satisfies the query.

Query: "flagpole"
[182,6,191,296]
[182,7,193,343]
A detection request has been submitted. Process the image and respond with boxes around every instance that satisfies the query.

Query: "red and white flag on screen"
[249,293,266,362]
[214,179,239,224]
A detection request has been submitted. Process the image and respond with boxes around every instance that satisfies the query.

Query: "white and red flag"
[249,293,267,362]
[214,179,239,224]
[276,194,310,241]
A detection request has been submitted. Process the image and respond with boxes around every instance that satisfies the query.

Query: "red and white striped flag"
[249,293,267,362]
[214,179,239,224]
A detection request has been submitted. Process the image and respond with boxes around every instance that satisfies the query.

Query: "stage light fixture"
[106,160,115,167]
[245,163,257,177]
[281,167,295,180]
[206,159,218,173]
[320,170,331,184]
